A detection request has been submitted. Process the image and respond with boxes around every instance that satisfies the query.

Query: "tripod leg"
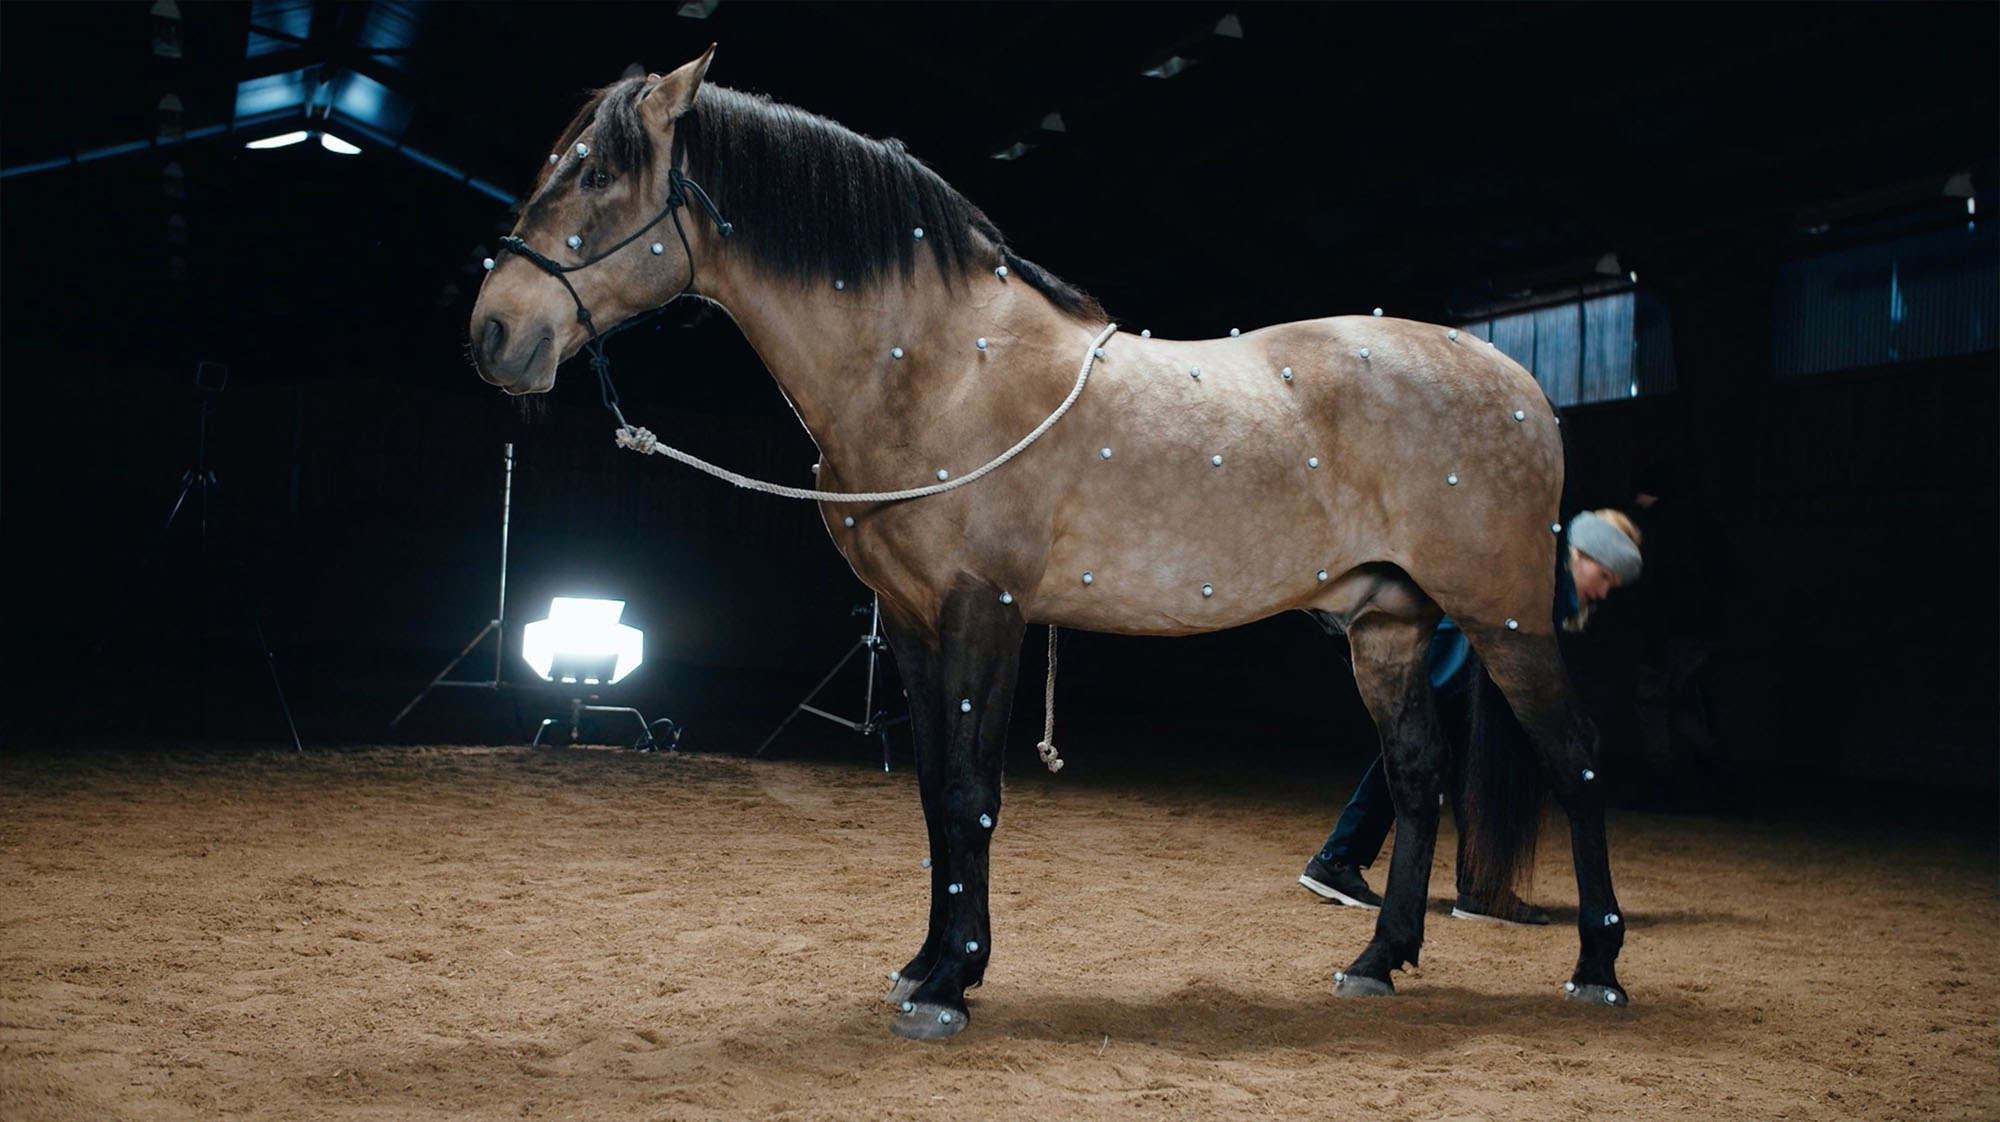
[232,565,303,751]
[754,642,865,757]
[388,620,500,729]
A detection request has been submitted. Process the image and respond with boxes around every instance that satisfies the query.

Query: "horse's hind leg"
[1334,611,1447,996]
[1472,627,1629,1006]
[876,577,1025,1040]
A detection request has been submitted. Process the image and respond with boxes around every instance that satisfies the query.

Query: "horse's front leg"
[878,577,1024,1040]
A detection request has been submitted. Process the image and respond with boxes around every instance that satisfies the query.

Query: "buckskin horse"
[470,48,1628,1039]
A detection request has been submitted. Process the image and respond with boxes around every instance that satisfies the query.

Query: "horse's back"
[1026,317,1561,634]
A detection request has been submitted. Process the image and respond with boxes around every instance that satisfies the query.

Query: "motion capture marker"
[912,227,925,240]
[1100,448,1113,460]
[948,882,963,895]
[1564,981,1577,993]
[1307,456,1320,469]
[1552,522,1564,533]
[1359,348,1371,359]
[1506,618,1519,630]
[892,347,905,359]
[482,257,496,271]
[1447,329,1459,341]
[1230,327,1241,337]
[1140,329,1152,338]
[976,338,989,350]
[1447,473,1459,486]
[842,516,856,527]
[1200,583,1214,598]
[1317,569,1329,582]
[1553,416,1562,426]
[1334,971,1347,983]
[978,814,993,829]
[1211,454,1224,466]
[1094,347,1106,358]
[960,699,973,713]
[1602,989,1620,1005]
[937,1011,953,1024]
[549,153,560,165]
[1372,307,1384,316]
[1582,768,1596,781]
[999,591,1014,604]
[1604,912,1621,926]
[567,235,583,250]
[574,142,589,159]
[995,265,1009,278]
[965,940,979,953]
[901,1000,915,1013]
[650,242,665,255]
[1081,571,1094,585]
[1190,367,1202,380]
[834,279,845,290]
[1281,367,1294,381]
[921,857,932,868]
[936,468,949,481]
[1513,409,1527,421]
[889,970,900,982]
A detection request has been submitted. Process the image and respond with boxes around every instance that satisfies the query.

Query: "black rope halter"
[495,166,733,426]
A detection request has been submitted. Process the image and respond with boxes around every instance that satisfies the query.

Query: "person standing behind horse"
[1299,508,1644,923]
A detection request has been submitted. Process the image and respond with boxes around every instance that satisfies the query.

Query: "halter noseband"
[494,165,733,426]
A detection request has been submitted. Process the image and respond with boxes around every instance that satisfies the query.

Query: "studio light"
[319,132,362,156]
[521,597,678,752]
[246,130,311,150]
[522,597,642,685]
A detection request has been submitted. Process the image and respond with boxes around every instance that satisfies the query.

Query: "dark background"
[2,3,1993,809]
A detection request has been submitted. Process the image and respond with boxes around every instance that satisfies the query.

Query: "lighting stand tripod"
[755,596,907,771]
[144,360,302,751]
[389,443,515,730]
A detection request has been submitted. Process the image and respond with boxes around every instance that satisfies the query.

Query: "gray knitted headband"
[1568,511,1642,583]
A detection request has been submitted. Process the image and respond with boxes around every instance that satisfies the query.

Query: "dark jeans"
[1314,685,1476,871]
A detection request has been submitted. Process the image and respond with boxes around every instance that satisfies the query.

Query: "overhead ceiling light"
[991,141,1034,161]
[1593,252,1623,277]
[1143,56,1194,80]
[246,130,311,150]
[1038,112,1067,134]
[1213,13,1244,38]
[1942,171,1974,198]
[319,132,362,155]
[677,0,718,18]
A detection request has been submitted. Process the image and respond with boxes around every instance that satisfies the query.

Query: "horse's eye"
[581,167,612,192]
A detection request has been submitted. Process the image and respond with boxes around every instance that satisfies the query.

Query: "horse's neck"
[701,256,1087,471]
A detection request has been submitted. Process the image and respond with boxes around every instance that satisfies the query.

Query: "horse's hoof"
[890,1001,969,1040]
[1333,970,1395,997]
[884,973,921,1006]
[1563,981,1629,1007]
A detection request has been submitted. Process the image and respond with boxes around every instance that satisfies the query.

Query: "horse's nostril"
[482,316,507,362]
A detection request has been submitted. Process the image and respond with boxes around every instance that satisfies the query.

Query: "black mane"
[665,84,1104,322]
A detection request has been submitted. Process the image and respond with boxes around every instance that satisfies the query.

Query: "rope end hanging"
[1037,624,1064,774]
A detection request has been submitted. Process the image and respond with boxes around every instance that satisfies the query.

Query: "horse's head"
[470,47,717,394]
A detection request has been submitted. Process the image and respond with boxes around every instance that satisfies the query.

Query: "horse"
[469,47,1628,1040]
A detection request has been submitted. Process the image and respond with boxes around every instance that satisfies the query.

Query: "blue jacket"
[1429,536,1580,699]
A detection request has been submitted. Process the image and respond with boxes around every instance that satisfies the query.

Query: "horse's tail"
[1455,666,1546,905]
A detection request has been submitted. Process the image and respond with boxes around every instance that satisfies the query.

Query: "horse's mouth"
[486,334,556,395]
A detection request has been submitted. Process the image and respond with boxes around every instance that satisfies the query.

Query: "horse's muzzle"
[472,315,557,394]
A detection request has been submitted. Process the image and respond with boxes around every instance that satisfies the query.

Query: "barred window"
[1773,220,1998,377]
[1459,289,1675,408]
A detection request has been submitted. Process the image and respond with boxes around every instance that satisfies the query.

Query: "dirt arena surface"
[2,744,1995,1122]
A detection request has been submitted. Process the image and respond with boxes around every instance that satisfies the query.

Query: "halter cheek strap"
[495,166,733,426]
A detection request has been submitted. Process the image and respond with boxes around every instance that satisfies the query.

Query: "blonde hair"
[1563,508,1642,633]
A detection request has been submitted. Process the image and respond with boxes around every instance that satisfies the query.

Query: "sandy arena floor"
[2,745,1995,1122]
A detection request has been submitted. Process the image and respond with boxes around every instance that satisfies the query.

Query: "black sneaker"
[1299,856,1383,909]
[1450,891,1551,926]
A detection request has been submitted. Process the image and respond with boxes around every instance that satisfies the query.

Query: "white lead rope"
[613,321,1118,774]
[613,322,1119,503]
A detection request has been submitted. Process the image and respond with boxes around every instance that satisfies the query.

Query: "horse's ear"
[642,44,716,129]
